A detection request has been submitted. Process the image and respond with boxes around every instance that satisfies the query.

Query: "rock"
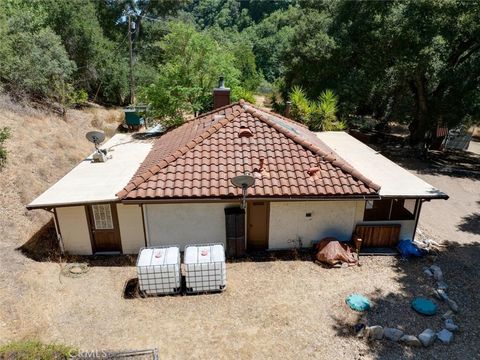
[400,335,422,347]
[430,265,443,281]
[445,319,459,332]
[418,329,436,347]
[437,280,448,290]
[356,327,366,338]
[434,289,449,301]
[447,298,459,313]
[423,268,433,277]
[366,325,384,340]
[442,310,454,320]
[432,289,442,300]
[354,323,366,337]
[437,329,454,344]
[384,328,404,342]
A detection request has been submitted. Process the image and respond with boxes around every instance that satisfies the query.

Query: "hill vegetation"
[0,0,479,142]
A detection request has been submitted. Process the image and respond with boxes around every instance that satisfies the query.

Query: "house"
[27,90,448,255]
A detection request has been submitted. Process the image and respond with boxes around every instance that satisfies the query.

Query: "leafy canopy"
[139,21,242,127]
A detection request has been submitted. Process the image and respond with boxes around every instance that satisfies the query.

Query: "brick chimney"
[213,76,230,109]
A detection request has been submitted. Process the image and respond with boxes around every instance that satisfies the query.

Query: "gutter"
[120,194,382,205]
[379,194,449,200]
[26,198,120,210]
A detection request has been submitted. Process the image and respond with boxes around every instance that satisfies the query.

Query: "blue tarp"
[397,239,427,258]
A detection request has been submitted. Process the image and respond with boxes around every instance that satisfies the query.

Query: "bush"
[0,340,77,360]
[0,28,75,100]
[231,87,256,104]
[289,86,312,124]
[0,127,10,169]
[288,87,345,131]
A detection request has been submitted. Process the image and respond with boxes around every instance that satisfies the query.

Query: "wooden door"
[87,204,122,253]
[225,207,246,257]
[247,201,269,250]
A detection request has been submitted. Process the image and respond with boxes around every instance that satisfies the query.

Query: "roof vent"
[307,167,320,176]
[238,126,253,138]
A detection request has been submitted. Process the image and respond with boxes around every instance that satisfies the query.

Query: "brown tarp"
[315,237,358,266]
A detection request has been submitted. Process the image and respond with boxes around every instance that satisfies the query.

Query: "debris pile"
[315,238,358,267]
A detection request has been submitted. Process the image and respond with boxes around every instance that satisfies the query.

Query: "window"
[363,199,392,221]
[391,199,416,220]
[364,199,417,221]
[92,204,113,229]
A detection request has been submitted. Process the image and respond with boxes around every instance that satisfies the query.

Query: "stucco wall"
[268,201,362,249]
[56,206,92,255]
[144,203,237,250]
[117,204,145,254]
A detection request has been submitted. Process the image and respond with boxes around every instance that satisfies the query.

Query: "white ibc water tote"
[184,244,227,294]
[136,246,181,295]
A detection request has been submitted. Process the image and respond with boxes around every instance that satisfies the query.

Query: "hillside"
[0,96,123,250]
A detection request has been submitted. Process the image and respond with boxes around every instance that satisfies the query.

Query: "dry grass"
[0,96,123,350]
[0,96,122,246]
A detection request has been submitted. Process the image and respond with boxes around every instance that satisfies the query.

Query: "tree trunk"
[409,72,431,145]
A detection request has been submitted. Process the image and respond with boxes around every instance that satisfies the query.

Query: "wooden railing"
[353,224,401,248]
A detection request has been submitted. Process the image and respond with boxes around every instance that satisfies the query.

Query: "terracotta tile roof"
[117,101,380,200]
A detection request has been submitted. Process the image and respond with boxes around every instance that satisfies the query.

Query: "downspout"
[412,199,425,242]
[47,208,65,254]
[142,204,150,247]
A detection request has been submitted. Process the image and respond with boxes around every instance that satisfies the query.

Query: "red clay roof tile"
[116,101,380,200]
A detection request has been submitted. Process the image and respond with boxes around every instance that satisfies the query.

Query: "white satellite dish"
[231,173,255,209]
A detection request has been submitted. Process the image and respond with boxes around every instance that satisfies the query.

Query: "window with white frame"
[92,204,113,229]
[364,199,417,221]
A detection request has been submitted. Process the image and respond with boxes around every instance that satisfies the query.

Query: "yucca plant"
[289,85,312,125]
[308,89,345,131]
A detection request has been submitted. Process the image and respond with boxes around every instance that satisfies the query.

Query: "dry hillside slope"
[0,96,123,249]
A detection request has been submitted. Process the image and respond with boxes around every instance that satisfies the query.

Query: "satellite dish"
[231,174,255,189]
[231,173,255,209]
[86,131,107,162]
[86,131,105,146]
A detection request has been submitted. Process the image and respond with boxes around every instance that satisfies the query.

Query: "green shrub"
[0,28,75,100]
[288,87,345,131]
[69,89,89,107]
[289,86,312,125]
[0,340,77,360]
[0,127,10,169]
[231,87,256,104]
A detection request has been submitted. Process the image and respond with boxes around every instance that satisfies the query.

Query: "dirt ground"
[1,102,479,359]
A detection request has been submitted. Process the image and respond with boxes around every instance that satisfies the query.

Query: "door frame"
[246,201,270,251]
[85,203,123,254]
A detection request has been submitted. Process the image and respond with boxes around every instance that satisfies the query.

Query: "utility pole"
[128,14,135,105]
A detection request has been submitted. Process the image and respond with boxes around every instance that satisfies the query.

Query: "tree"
[0,1,75,101]
[283,0,480,143]
[251,6,304,82]
[208,26,262,91]
[139,22,242,127]
[42,0,129,104]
